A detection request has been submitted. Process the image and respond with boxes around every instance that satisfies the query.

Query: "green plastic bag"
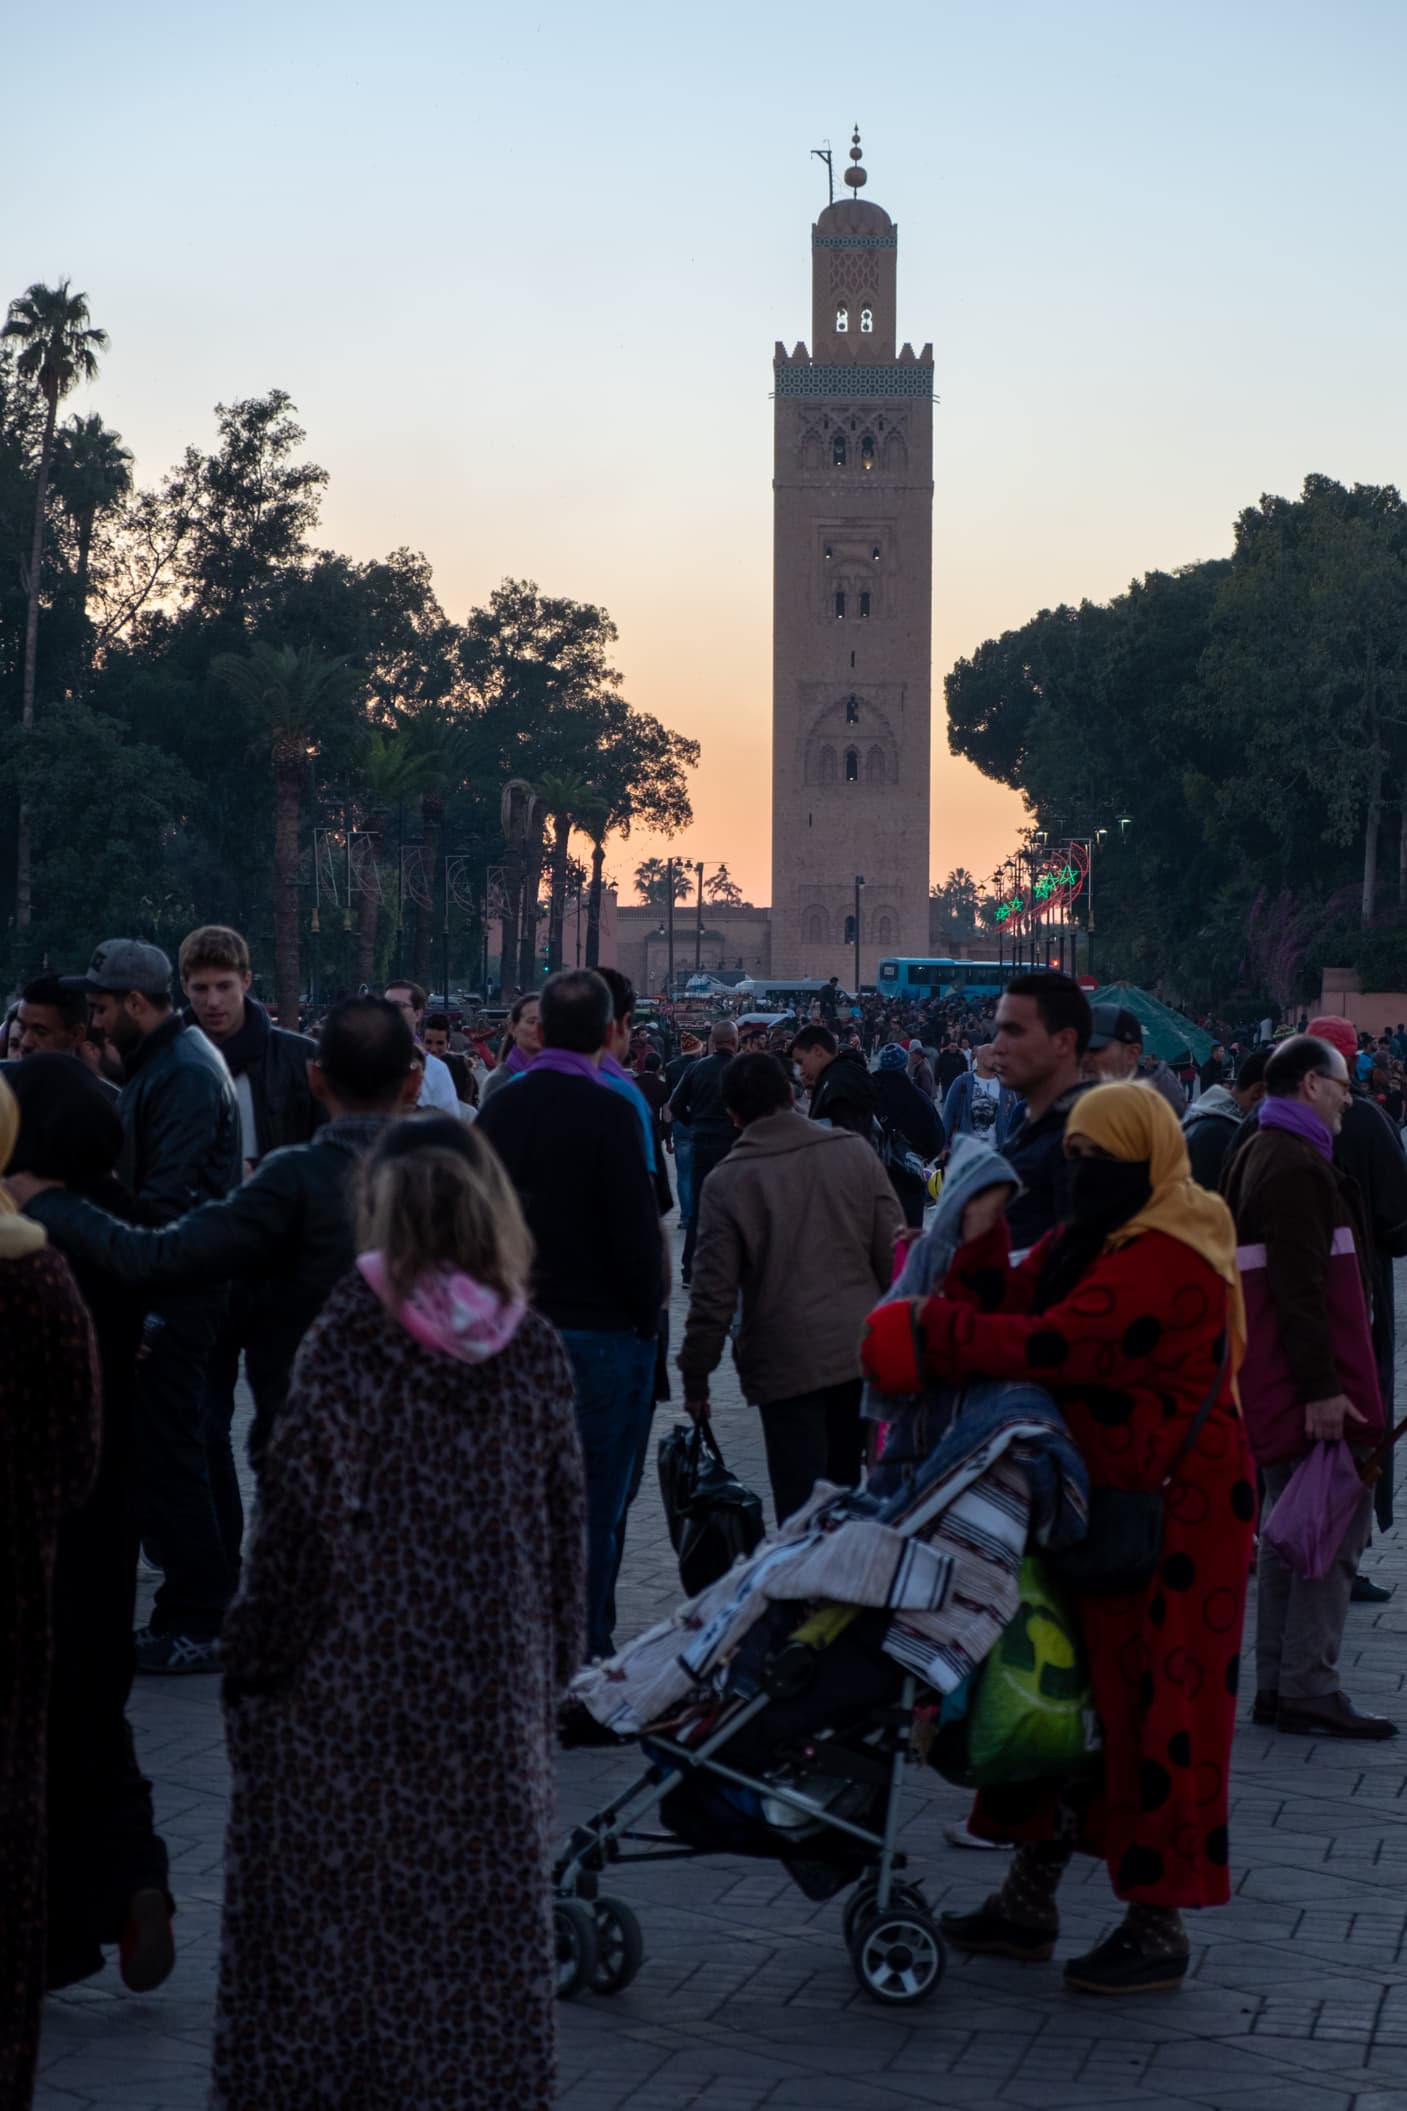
[962,1557,1101,1788]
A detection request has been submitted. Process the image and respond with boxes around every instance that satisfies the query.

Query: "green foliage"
[3,699,196,972]
[946,475,1407,1006]
[0,306,698,998]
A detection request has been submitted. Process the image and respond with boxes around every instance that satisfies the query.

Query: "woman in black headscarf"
[8,1056,173,1994]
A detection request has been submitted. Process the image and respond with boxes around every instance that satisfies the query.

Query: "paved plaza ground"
[34,1255,1407,2111]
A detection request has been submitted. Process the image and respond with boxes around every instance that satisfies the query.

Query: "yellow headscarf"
[0,1073,48,1258]
[1064,1081,1245,1373]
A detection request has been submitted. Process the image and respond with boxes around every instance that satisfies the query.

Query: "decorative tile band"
[774,364,934,397]
[812,236,898,249]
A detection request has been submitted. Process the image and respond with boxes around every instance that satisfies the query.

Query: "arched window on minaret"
[804,907,827,946]
[883,430,907,471]
[860,307,874,334]
[875,912,895,946]
[832,433,847,468]
[866,744,887,784]
[835,304,849,334]
[844,748,859,783]
[818,746,837,785]
[861,434,876,471]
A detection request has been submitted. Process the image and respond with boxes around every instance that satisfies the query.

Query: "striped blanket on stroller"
[573,1385,1088,1738]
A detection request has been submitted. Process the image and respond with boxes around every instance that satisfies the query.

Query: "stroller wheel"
[850,1905,947,2006]
[842,1876,929,1950]
[555,1900,599,2000]
[590,1895,644,1994]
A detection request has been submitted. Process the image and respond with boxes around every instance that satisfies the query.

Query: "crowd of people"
[2,932,1405,2104]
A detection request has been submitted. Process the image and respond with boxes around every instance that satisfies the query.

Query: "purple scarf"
[1258,1095,1334,1161]
[501,1041,534,1078]
[530,1047,606,1086]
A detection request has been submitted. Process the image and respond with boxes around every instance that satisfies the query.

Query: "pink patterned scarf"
[357,1251,526,1363]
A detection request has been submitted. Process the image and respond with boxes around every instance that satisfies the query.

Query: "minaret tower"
[769,130,934,981]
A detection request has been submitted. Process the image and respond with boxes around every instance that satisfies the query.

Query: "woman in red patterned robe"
[863,1082,1254,1994]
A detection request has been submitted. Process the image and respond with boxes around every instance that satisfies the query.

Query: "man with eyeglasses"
[1224,1035,1394,1740]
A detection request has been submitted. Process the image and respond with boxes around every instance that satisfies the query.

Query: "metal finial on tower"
[844,125,867,192]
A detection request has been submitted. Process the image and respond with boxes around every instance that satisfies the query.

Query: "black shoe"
[1251,1690,1279,1726]
[1351,1575,1394,1604]
[680,1271,692,1288]
[937,1906,1055,1963]
[1063,1925,1188,1995]
[1276,1691,1397,1740]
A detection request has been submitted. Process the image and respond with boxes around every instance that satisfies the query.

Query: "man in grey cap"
[1086,1003,1187,1115]
[64,939,242,1672]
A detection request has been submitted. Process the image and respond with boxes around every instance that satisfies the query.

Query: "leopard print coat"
[210,1270,587,2111]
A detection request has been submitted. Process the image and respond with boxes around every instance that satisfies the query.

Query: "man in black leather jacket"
[58,939,242,1674]
[794,1024,880,1140]
[16,997,418,1489]
[177,924,320,1583]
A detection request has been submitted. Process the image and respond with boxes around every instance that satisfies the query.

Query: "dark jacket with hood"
[808,1048,880,1140]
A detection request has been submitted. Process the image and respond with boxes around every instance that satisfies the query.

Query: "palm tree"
[53,411,133,621]
[537,770,592,973]
[2,280,108,927]
[213,642,365,1028]
[352,726,433,986]
[402,710,480,990]
[576,790,613,968]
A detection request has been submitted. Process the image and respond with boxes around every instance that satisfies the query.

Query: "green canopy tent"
[1088,982,1214,1066]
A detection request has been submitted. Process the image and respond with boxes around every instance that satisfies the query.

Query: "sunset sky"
[9,0,1407,908]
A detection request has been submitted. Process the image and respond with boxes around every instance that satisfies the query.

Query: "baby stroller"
[554,1601,946,2007]
[554,1382,1090,2011]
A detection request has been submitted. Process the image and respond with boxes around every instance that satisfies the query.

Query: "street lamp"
[854,874,864,997]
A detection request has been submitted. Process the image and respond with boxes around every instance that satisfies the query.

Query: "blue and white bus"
[876,957,1017,1003]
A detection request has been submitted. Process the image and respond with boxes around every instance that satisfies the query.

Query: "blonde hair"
[355,1124,533,1305]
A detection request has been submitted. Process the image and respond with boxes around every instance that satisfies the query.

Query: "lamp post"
[854,873,864,997]
[694,860,705,973]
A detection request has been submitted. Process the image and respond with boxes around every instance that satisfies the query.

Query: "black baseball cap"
[1088,1004,1143,1052]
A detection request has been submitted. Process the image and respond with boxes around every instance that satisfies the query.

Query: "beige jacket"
[678,1110,904,1406]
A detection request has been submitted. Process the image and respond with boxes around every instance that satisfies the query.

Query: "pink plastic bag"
[1261,1441,1366,1580]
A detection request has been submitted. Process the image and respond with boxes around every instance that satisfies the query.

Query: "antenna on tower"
[810,141,834,206]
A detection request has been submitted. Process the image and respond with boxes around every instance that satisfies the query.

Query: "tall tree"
[51,411,133,649]
[2,280,108,929]
[402,708,480,990]
[213,642,365,1027]
[537,769,590,973]
[351,726,433,986]
[634,857,693,907]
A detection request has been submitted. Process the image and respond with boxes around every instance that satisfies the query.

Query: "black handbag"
[1047,1345,1229,1599]
[657,1421,765,1596]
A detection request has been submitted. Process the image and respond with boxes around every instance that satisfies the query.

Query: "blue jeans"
[560,1329,657,1662]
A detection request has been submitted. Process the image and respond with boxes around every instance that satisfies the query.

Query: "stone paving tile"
[33,1252,1407,2109]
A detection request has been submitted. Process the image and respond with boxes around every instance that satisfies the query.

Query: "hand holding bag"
[1261,1440,1368,1580]
[657,1421,765,1595]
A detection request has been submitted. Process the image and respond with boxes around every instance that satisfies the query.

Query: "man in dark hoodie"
[177,924,321,1583]
[793,1023,880,1140]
